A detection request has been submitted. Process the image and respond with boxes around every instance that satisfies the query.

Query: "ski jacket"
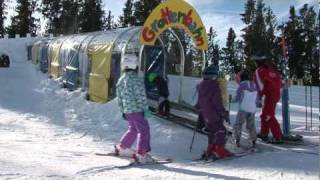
[116,71,149,114]
[196,79,225,124]
[254,66,282,100]
[234,81,258,113]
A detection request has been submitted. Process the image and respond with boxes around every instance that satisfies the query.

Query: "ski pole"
[227,94,232,125]
[305,85,308,130]
[310,85,313,130]
[189,126,197,152]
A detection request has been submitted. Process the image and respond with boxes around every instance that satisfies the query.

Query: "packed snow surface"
[0,61,319,180]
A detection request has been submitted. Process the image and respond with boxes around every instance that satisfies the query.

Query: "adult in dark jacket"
[148,73,170,116]
[196,65,232,159]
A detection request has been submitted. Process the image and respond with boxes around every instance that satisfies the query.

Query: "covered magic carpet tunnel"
[29,0,232,112]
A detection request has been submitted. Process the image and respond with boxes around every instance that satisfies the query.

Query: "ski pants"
[260,96,283,140]
[233,111,257,142]
[202,114,226,145]
[120,112,151,153]
[158,96,170,115]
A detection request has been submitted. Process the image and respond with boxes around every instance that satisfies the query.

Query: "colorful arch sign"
[140,0,208,50]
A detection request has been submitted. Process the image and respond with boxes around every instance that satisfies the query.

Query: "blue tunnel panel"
[40,45,49,73]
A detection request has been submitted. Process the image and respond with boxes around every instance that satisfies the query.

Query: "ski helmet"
[121,54,139,71]
[202,65,219,80]
[251,51,268,61]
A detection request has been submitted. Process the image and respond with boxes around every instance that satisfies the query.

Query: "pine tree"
[79,0,105,33]
[299,4,317,85]
[0,0,6,37]
[241,0,256,60]
[235,40,245,69]
[60,0,80,34]
[119,0,134,27]
[105,10,115,30]
[265,7,277,57]
[283,6,305,80]
[41,0,63,35]
[282,4,318,85]
[241,0,278,72]
[207,27,220,67]
[6,0,38,37]
[133,0,161,26]
[241,0,255,25]
[222,28,241,75]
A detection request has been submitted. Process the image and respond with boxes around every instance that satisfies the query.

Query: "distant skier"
[253,52,283,143]
[148,73,170,116]
[232,70,258,147]
[115,53,153,163]
[195,65,233,159]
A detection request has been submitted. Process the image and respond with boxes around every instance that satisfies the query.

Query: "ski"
[192,148,259,162]
[95,152,119,157]
[114,158,173,169]
[257,137,304,146]
[95,152,173,169]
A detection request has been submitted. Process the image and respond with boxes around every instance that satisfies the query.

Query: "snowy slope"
[0,61,319,180]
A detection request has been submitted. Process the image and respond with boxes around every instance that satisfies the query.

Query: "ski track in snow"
[0,61,319,179]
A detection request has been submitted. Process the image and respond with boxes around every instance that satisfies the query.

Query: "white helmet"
[121,54,139,71]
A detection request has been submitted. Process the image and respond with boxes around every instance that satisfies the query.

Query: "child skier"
[115,53,153,163]
[232,70,258,148]
[148,73,170,116]
[195,65,232,159]
[253,52,283,143]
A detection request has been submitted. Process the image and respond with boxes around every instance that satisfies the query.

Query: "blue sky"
[5,0,318,46]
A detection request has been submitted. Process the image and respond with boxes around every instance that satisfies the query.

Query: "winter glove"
[196,114,205,130]
[224,110,231,125]
[122,113,127,121]
[256,97,263,108]
[144,109,152,118]
[194,102,200,110]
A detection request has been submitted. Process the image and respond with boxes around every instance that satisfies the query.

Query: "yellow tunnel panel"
[87,44,113,103]
[50,44,61,79]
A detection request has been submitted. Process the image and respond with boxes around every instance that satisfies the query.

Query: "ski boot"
[252,140,256,148]
[257,133,269,143]
[268,137,284,144]
[114,144,135,157]
[213,145,234,159]
[235,139,241,147]
[133,152,154,164]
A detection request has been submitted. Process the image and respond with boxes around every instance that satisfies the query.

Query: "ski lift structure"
[30,0,209,110]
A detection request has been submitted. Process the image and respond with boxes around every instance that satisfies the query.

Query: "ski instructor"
[253,52,283,143]
[115,53,154,164]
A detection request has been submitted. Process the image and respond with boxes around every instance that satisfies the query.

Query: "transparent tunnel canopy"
[38,39,51,73]
[109,27,142,97]
[31,40,43,65]
[59,34,93,90]
[48,36,68,78]
[42,26,205,105]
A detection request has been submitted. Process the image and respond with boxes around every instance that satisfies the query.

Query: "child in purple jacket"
[232,70,258,147]
[196,65,232,159]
